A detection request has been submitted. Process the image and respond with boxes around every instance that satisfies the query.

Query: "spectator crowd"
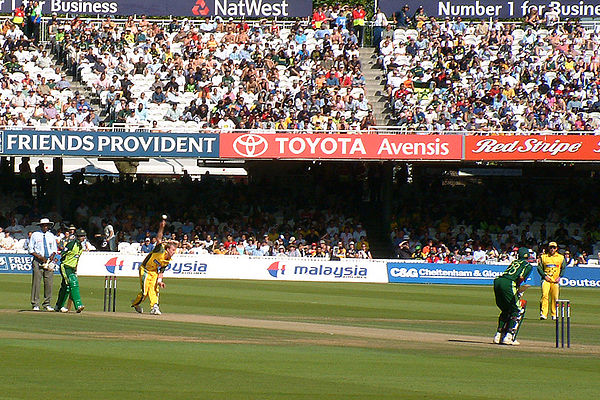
[0,169,372,259]
[51,9,374,132]
[377,6,600,133]
[0,16,97,129]
[5,8,600,134]
[390,176,597,265]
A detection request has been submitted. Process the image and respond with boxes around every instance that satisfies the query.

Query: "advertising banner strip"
[0,131,219,158]
[387,262,600,288]
[0,253,60,274]
[378,1,600,20]
[0,0,311,18]
[3,253,600,288]
[219,133,463,160]
[78,252,390,283]
[465,135,600,161]
[4,131,600,161]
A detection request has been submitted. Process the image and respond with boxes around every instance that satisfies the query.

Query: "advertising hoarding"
[3,253,600,288]
[219,133,463,160]
[0,131,219,158]
[0,0,311,18]
[387,261,600,288]
[78,252,390,283]
[464,135,600,161]
[378,1,600,20]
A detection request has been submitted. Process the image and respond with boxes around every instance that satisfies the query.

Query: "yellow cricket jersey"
[140,243,170,274]
[539,253,565,281]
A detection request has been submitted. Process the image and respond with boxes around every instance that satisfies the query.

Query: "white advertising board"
[78,252,389,283]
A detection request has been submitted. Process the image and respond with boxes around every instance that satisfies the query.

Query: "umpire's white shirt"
[29,231,58,257]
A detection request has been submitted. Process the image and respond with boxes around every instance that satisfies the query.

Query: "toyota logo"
[232,134,268,158]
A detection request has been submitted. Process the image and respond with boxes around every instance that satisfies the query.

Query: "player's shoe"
[501,333,520,346]
[493,332,502,344]
[539,313,547,320]
[60,307,69,313]
[551,316,557,320]
[132,304,143,314]
[150,304,162,315]
[76,305,85,313]
[45,306,54,312]
[32,306,40,311]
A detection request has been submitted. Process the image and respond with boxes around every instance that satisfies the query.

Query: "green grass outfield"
[1,275,599,399]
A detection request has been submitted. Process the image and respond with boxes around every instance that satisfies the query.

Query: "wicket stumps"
[555,299,571,348]
[103,276,117,312]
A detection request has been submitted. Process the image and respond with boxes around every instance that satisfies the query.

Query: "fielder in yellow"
[538,241,566,320]
[131,216,177,315]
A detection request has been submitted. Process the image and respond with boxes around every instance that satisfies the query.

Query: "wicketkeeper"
[55,229,87,313]
[538,241,565,320]
[493,247,533,346]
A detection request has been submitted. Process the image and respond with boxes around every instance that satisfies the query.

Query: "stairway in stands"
[362,199,394,259]
[49,51,99,116]
[359,48,393,126]
[358,48,396,257]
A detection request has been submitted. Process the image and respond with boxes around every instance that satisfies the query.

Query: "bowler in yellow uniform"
[538,241,566,320]
[131,218,177,315]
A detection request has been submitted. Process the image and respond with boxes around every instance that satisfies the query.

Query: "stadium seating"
[0,22,91,129]
[0,176,370,258]
[378,19,600,132]
[52,17,371,132]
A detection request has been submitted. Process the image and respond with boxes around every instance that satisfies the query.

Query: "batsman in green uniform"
[55,229,87,313]
[493,247,532,346]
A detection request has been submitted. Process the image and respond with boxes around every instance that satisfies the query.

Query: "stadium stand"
[389,176,599,264]
[2,10,600,262]
[378,17,600,132]
[0,21,97,129]
[0,173,372,258]
[2,156,600,263]
[49,15,373,132]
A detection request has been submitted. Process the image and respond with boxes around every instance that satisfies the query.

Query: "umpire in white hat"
[29,218,58,311]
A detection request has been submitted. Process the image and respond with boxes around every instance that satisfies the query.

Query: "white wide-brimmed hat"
[36,218,54,226]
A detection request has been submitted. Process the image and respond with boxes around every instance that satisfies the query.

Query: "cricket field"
[1,275,599,399]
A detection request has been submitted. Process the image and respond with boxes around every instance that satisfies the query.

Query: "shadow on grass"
[448,339,490,344]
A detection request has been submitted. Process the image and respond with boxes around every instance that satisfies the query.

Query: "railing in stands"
[35,17,309,43]
[30,16,600,44]
[0,126,595,135]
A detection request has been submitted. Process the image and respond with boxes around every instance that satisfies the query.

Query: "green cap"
[518,247,530,260]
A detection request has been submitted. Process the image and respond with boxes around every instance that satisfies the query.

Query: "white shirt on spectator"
[218,118,235,130]
[353,227,367,242]
[473,249,487,263]
[6,223,26,240]
[0,234,15,250]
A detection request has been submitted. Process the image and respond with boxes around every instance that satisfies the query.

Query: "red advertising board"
[465,136,600,161]
[219,133,463,160]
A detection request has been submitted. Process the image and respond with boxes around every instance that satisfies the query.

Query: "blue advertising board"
[387,262,600,288]
[379,1,600,20]
[0,130,219,158]
[0,0,311,18]
[0,253,61,274]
